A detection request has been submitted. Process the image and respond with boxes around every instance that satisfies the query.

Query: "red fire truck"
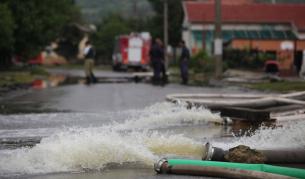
[112,32,151,71]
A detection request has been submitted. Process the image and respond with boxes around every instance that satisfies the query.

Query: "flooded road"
[0,71,304,179]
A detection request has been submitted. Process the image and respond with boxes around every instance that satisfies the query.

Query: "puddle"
[31,74,147,90]
[31,75,81,90]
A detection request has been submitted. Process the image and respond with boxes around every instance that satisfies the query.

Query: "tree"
[0,4,15,68]
[0,0,81,68]
[93,14,131,64]
[75,0,154,23]
[11,0,80,59]
[148,0,184,46]
[0,4,14,51]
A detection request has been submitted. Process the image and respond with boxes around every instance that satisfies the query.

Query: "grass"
[29,66,50,76]
[0,67,49,87]
[170,66,305,91]
[0,72,34,86]
[247,81,305,92]
[168,67,211,86]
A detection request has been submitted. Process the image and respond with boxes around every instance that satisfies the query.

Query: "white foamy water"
[0,129,204,176]
[0,102,305,177]
[213,120,305,150]
[0,102,217,176]
[114,102,223,130]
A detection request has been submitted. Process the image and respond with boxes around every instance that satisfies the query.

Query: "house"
[182,0,305,74]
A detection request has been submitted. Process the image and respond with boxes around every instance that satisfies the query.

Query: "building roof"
[184,1,305,32]
[199,0,255,5]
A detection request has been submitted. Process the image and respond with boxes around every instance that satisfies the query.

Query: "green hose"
[168,159,305,179]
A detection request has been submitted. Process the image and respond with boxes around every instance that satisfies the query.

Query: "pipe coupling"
[154,158,168,173]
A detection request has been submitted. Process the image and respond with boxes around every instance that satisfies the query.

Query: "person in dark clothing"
[294,51,303,75]
[157,39,168,84]
[150,38,164,84]
[160,57,168,84]
[84,40,97,84]
[179,40,190,85]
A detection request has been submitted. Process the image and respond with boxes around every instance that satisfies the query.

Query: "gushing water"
[213,120,305,150]
[0,102,217,176]
[0,102,305,177]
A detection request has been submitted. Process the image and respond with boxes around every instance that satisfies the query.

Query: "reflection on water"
[0,102,304,178]
[32,75,81,90]
[31,73,138,90]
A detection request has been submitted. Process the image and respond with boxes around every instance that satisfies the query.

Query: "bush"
[189,50,215,74]
[93,14,132,64]
[29,67,49,76]
[223,49,272,70]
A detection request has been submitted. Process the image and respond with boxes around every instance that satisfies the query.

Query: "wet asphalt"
[0,68,259,179]
[0,68,254,114]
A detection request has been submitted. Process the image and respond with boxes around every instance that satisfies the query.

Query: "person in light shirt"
[83,40,97,84]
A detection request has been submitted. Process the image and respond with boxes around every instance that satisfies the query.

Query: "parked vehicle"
[28,52,67,66]
[112,32,151,71]
[28,53,44,65]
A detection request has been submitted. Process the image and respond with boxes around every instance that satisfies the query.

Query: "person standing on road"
[150,38,164,84]
[157,39,168,84]
[179,40,190,85]
[84,40,97,84]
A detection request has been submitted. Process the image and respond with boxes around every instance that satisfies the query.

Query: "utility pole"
[164,0,169,67]
[214,0,223,79]
[133,0,139,31]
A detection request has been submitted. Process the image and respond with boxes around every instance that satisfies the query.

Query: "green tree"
[0,4,14,51]
[8,0,80,60]
[75,0,154,23]
[93,14,131,64]
[0,4,15,68]
[0,0,81,68]
[148,0,184,46]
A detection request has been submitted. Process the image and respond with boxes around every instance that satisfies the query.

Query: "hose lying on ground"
[154,158,305,179]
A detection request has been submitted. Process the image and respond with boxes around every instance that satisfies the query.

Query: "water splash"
[0,102,216,176]
[213,120,305,150]
[0,129,204,176]
[114,102,223,130]
[1,102,304,177]
[145,132,203,158]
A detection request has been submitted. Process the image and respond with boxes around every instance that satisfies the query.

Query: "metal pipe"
[203,142,226,161]
[202,143,305,164]
[261,149,305,164]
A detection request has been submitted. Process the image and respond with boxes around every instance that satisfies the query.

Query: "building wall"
[182,22,305,75]
[231,40,305,51]
[297,33,305,40]
[297,41,305,50]
[182,29,193,53]
[231,39,305,73]
[190,24,291,31]
[183,23,294,55]
[231,39,296,51]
